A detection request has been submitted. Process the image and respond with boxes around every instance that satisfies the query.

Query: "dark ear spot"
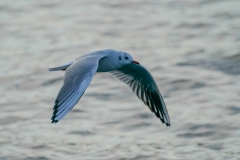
[119,56,122,60]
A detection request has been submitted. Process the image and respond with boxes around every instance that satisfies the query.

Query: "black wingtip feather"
[154,111,171,127]
[51,99,59,123]
[51,114,58,123]
[51,119,58,123]
[51,111,58,123]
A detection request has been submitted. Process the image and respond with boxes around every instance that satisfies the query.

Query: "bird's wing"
[110,63,170,126]
[51,55,106,123]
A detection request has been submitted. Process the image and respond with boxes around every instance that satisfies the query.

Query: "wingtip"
[163,118,171,127]
[51,112,59,123]
[51,118,58,123]
[166,123,171,127]
[162,119,170,127]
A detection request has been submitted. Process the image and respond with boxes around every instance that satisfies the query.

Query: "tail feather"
[48,61,73,71]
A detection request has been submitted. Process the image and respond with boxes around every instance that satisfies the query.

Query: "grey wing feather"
[110,63,170,126]
[51,55,106,123]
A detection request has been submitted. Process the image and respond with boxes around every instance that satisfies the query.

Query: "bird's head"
[101,49,140,71]
[118,52,140,65]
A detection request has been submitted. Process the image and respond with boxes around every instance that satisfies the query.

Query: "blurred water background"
[0,0,240,159]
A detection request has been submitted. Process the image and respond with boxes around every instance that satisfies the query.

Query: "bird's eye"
[119,56,121,60]
[125,57,128,60]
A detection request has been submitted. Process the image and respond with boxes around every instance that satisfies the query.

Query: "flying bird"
[49,49,170,126]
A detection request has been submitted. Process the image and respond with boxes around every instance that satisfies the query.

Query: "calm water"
[0,0,240,159]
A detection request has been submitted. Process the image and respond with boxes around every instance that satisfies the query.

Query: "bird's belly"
[96,67,115,72]
[97,57,120,72]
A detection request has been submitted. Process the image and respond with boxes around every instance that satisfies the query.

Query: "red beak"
[132,60,140,65]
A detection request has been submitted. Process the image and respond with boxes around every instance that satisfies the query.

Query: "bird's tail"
[48,61,73,71]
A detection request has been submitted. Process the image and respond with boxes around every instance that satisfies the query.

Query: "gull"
[49,49,170,126]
